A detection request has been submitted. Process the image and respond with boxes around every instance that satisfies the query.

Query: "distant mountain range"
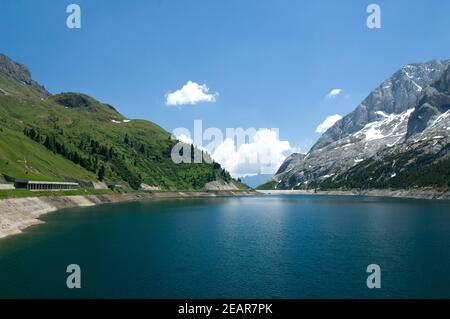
[240,174,273,188]
[0,53,244,190]
[263,59,450,191]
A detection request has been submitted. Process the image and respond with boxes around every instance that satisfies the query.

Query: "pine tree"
[190,144,195,162]
[98,165,105,181]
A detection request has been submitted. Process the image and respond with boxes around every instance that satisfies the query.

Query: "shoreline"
[256,189,450,200]
[2,188,449,240]
[0,190,255,240]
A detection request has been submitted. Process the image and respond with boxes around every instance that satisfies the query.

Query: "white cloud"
[326,88,343,98]
[211,129,292,178]
[316,114,342,134]
[175,134,193,145]
[166,81,218,106]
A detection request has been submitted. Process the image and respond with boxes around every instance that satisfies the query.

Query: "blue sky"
[2,0,450,175]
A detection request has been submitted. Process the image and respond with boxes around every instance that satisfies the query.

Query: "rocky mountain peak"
[310,59,450,152]
[431,64,450,93]
[51,92,122,117]
[273,59,450,190]
[406,64,450,139]
[0,53,49,96]
[275,153,305,175]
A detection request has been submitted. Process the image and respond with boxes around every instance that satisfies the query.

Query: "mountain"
[406,65,450,139]
[0,54,243,190]
[0,54,49,97]
[272,59,450,190]
[311,60,450,151]
[240,174,273,188]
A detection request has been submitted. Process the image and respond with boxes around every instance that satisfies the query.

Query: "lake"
[0,195,450,298]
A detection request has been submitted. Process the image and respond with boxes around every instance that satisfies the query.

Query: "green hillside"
[255,181,277,190]
[0,54,243,190]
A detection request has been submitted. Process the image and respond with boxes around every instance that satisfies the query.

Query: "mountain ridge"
[0,54,49,97]
[311,59,450,152]
[272,59,450,191]
[0,53,243,191]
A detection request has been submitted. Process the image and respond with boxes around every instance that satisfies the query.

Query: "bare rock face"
[275,153,305,175]
[204,180,239,191]
[274,60,450,190]
[0,54,49,96]
[407,66,450,139]
[91,182,109,190]
[140,183,161,191]
[312,60,449,152]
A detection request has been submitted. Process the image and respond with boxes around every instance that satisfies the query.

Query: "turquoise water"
[0,195,450,298]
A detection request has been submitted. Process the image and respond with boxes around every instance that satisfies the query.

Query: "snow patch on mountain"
[273,60,450,190]
[354,108,414,142]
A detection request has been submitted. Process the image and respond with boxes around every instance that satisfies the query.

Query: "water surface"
[1,195,449,298]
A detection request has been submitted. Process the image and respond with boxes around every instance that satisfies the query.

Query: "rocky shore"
[2,188,447,240]
[257,189,450,200]
[0,191,255,240]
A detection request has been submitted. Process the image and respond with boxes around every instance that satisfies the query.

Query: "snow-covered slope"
[273,60,450,190]
[311,60,450,152]
[273,108,415,188]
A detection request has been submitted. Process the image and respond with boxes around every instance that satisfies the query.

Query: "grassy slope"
[255,181,277,190]
[0,69,243,191]
[0,76,99,181]
[0,188,115,200]
[0,126,97,181]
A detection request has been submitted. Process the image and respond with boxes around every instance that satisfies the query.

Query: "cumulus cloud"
[166,81,218,106]
[326,88,342,98]
[211,129,292,178]
[316,114,342,134]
